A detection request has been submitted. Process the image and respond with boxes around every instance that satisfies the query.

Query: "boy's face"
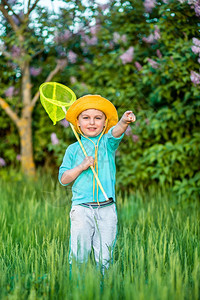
[77,109,106,137]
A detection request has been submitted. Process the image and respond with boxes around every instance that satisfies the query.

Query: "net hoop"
[39,82,76,107]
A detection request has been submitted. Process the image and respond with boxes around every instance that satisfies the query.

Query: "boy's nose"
[89,118,95,125]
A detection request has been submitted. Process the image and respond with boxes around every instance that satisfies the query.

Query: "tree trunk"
[19,60,36,177]
[18,116,36,177]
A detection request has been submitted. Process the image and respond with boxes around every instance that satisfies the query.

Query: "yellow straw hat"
[66,95,118,134]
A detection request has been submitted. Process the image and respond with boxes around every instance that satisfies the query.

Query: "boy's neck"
[81,132,103,140]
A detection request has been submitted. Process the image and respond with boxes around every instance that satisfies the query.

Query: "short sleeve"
[58,146,74,186]
[106,126,124,152]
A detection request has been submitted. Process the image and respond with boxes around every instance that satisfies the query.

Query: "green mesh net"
[39,82,76,125]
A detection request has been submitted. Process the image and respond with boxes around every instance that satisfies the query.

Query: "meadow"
[0,176,199,300]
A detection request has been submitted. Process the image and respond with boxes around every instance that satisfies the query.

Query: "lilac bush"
[51,133,59,145]
[0,158,6,167]
[143,0,156,12]
[190,70,200,85]
[5,86,15,98]
[30,67,42,77]
[67,51,77,64]
[120,46,134,64]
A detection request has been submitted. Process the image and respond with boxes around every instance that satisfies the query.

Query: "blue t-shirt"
[58,126,124,206]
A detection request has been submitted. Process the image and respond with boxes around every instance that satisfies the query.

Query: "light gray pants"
[69,203,118,269]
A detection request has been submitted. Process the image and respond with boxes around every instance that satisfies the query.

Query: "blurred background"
[0,0,199,201]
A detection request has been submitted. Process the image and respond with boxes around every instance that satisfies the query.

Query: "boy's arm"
[60,156,94,185]
[112,110,136,138]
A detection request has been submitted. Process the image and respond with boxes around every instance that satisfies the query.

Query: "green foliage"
[77,0,200,199]
[0,0,200,199]
[117,103,200,199]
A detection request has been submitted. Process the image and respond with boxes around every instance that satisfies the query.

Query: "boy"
[58,95,136,270]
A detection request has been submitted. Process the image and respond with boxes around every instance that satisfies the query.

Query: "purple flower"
[0,157,6,167]
[143,26,160,44]
[125,125,132,136]
[143,0,156,13]
[0,43,5,53]
[120,46,134,64]
[89,36,98,45]
[191,45,200,54]
[83,35,98,46]
[145,118,150,125]
[51,133,59,145]
[67,51,77,64]
[192,38,200,47]
[16,154,21,161]
[156,49,162,58]
[135,61,142,71]
[113,32,121,43]
[70,76,77,84]
[12,15,20,25]
[121,34,126,43]
[90,25,100,36]
[143,34,155,43]
[98,3,110,11]
[7,0,17,5]
[5,86,15,98]
[60,51,67,57]
[113,32,127,44]
[198,57,200,64]
[11,45,21,58]
[194,2,200,17]
[63,30,71,41]
[147,58,160,69]
[154,26,161,40]
[54,30,71,43]
[135,121,140,127]
[132,135,139,143]
[30,67,42,77]
[60,119,69,128]
[190,70,200,85]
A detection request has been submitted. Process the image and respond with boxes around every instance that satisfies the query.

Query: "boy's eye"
[83,117,88,119]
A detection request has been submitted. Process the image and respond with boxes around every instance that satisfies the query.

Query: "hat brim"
[66,95,118,134]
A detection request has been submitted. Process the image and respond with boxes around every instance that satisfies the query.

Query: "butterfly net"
[39,82,76,125]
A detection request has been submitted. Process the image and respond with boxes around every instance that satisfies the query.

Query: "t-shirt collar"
[81,132,102,142]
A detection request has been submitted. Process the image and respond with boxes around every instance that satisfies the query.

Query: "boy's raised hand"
[112,110,136,138]
[121,111,136,124]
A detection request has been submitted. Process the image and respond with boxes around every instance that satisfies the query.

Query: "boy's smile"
[77,109,106,137]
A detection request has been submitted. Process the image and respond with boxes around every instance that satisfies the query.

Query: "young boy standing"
[58,95,136,270]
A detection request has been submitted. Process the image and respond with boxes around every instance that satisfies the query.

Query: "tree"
[0,0,67,177]
[0,0,106,177]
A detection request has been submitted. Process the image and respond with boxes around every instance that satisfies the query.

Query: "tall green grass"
[0,176,199,299]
